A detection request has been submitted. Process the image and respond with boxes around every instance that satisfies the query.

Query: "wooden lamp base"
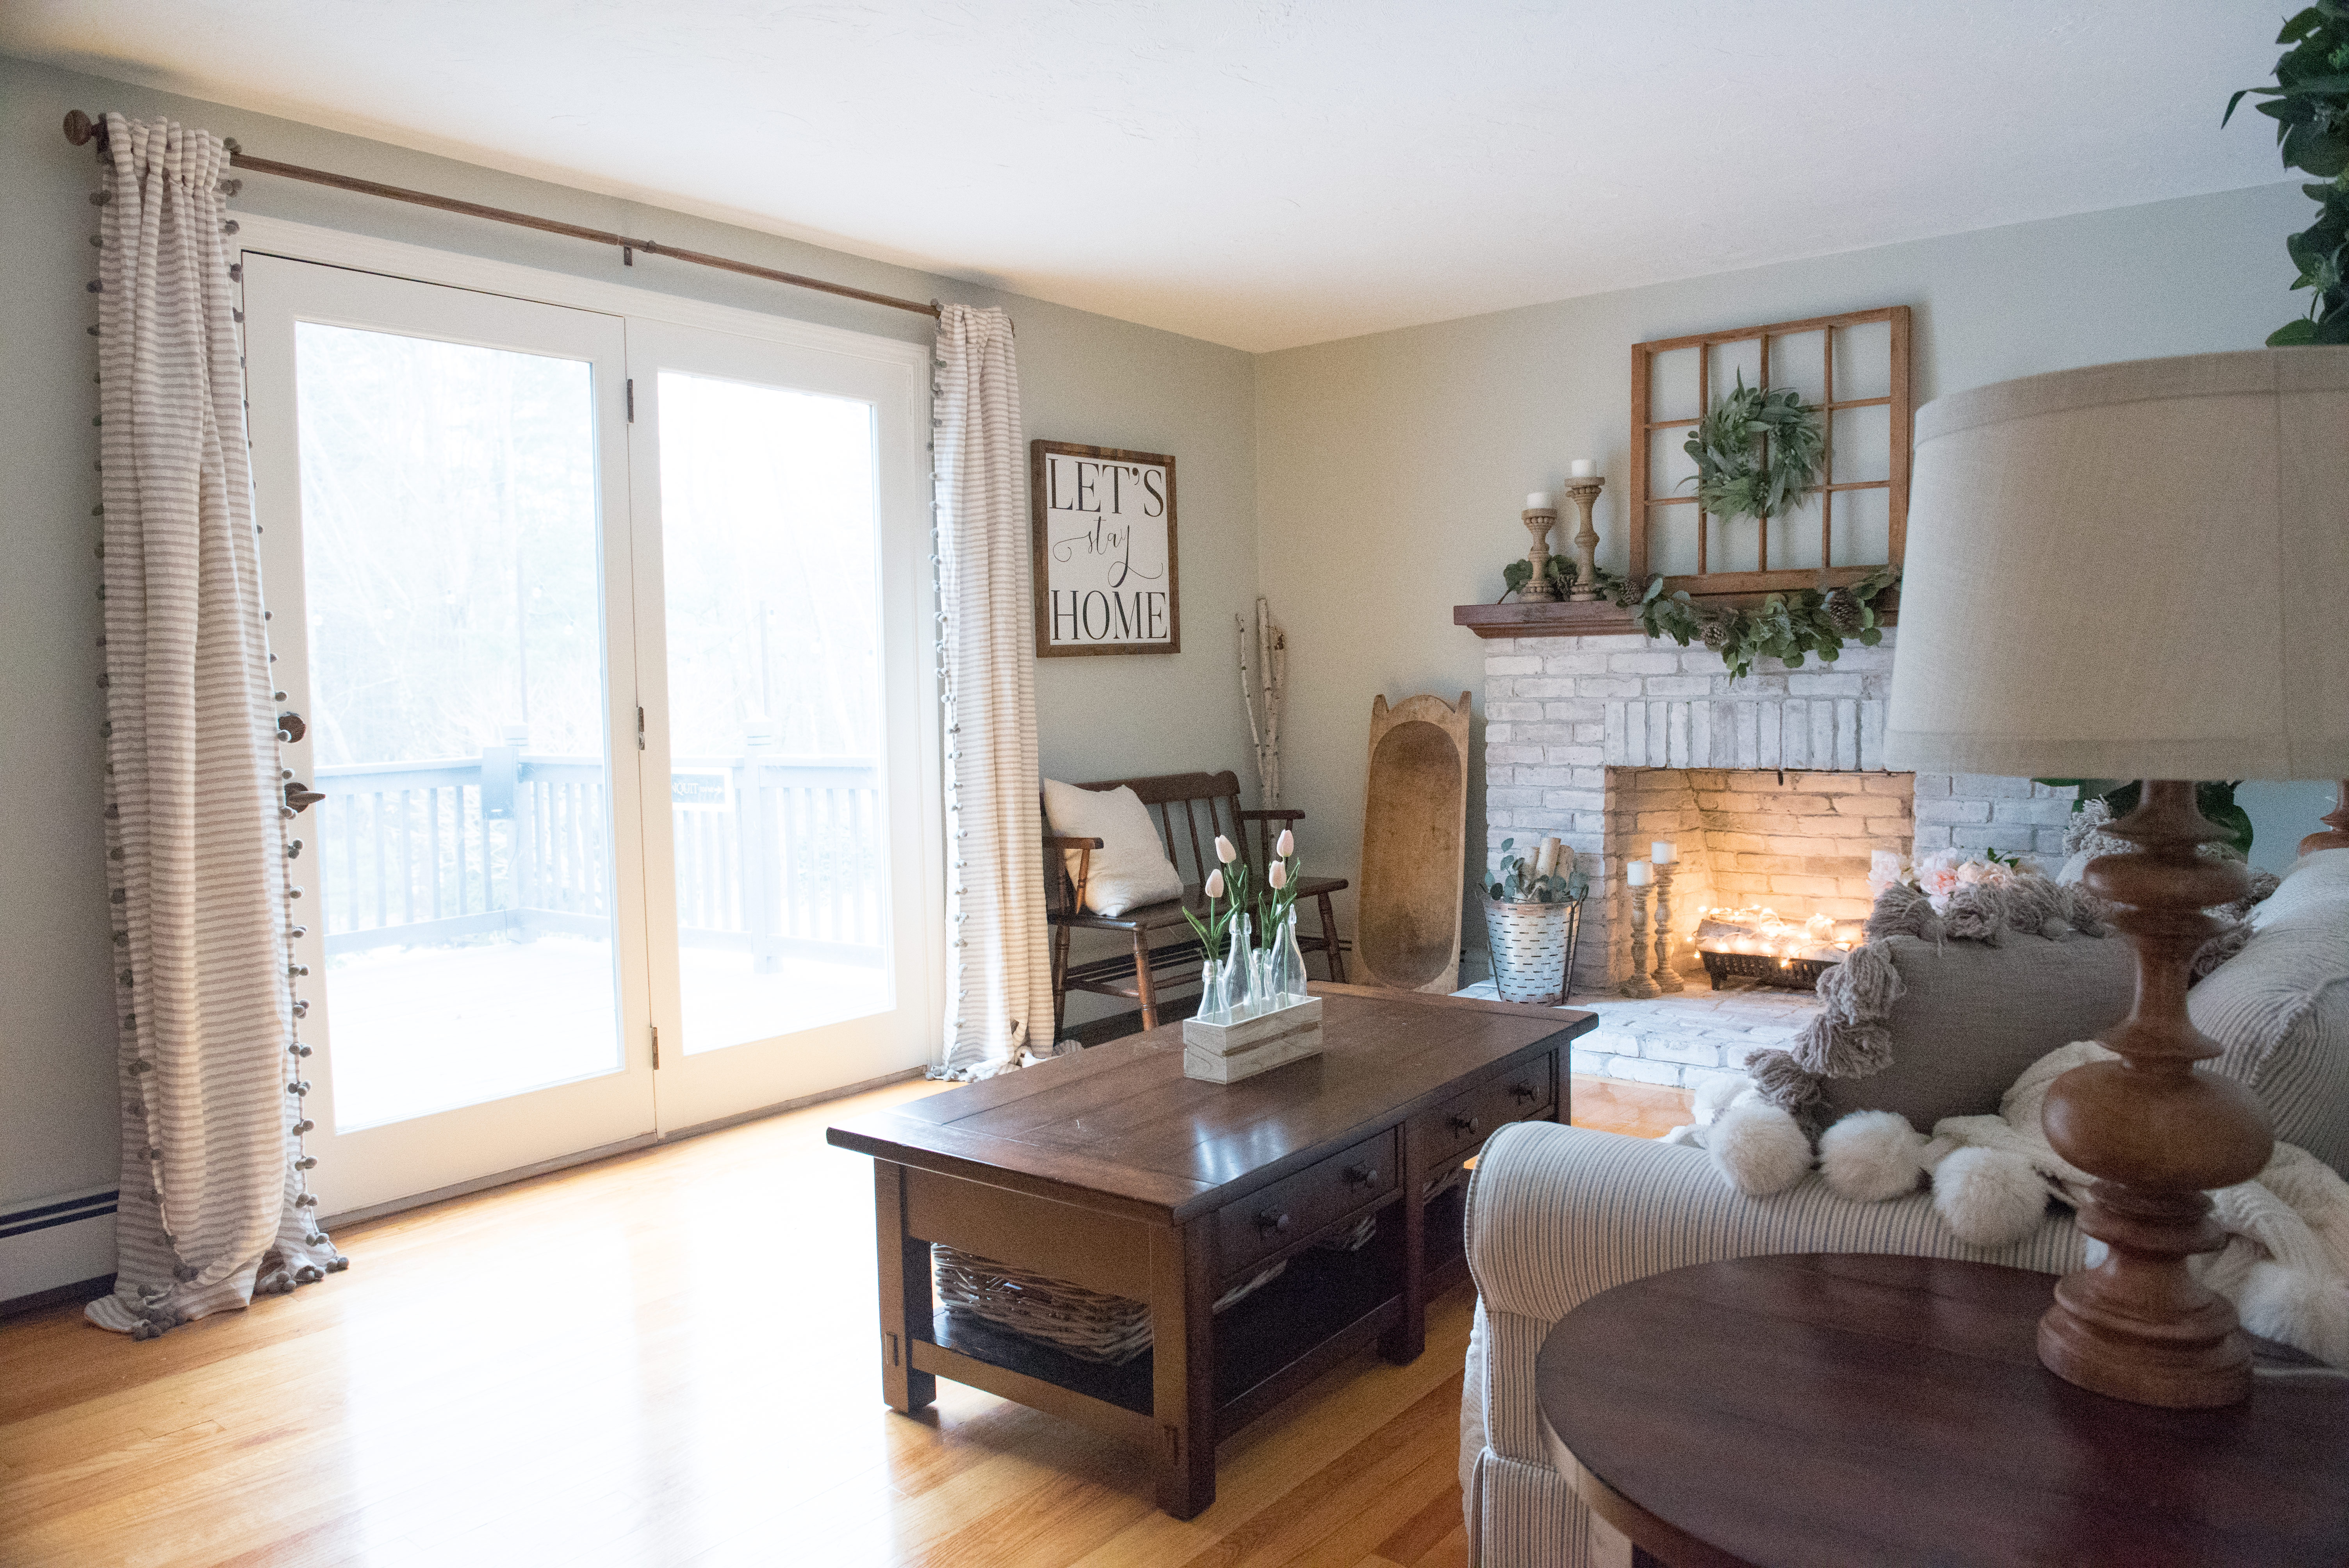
[2036,780,2274,1408]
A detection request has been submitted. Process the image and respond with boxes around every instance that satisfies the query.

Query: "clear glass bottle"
[1197,946,1230,1023]
[1223,913,1257,1017]
[1270,909,1309,1005]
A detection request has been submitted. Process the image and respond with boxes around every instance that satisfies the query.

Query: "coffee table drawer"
[1214,1129,1397,1280]
[1422,1057,1556,1166]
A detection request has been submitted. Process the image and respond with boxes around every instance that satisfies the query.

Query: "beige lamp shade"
[1883,348,2349,781]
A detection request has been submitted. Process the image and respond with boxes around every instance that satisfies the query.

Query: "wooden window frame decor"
[1629,305,1911,599]
[1029,439,1181,658]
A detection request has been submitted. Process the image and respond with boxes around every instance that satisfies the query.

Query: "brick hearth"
[1456,978,1818,1095]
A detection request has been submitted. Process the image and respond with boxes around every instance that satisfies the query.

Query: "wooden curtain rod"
[63,109,943,321]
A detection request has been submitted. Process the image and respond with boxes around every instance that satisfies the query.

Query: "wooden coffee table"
[1538,1253,2349,1567]
[827,983,1594,1518]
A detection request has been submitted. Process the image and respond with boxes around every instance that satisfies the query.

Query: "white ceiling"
[4,1,2291,351]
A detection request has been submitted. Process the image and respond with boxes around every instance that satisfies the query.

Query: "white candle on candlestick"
[1568,459,1596,478]
[1526,491,1554,510]
[1627,860,1653,887]
[1651,841,1678,865]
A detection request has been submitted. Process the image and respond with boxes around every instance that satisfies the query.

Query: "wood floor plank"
[0,1070,1649,1566]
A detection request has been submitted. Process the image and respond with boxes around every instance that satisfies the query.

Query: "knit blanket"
[1939,1040,2349,1368]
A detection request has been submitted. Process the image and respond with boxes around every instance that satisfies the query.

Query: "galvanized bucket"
[1482,895,1581,1005]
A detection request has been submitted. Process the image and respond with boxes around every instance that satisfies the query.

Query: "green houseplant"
[2227,3,2349,344]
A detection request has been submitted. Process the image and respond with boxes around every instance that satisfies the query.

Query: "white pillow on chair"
[1043,780,1186,917]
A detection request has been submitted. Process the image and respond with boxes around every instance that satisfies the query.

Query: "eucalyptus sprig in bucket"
[1482,837,1587,1005]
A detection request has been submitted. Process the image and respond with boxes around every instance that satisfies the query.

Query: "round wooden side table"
[1536,1252,2349,1568]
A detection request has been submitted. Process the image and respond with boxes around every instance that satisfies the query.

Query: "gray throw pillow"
[1815,931,2136,1129]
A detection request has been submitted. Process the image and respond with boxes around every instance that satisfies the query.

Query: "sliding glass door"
[244,256,656,1216]
[242,253,939,1217]
[627,320,943,1131]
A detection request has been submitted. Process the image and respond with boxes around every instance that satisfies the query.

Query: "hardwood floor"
[0,1073,1688,1566]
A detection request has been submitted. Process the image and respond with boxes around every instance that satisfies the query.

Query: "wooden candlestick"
[1651,863,1684,993]
[1519,508,1561,602]
[2301,779,2349,855]
[2037,780,2274,1408]
[1620,882,1660,999]
[1562,477,1605,602]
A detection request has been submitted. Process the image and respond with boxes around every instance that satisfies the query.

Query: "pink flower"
[1269,862,1289,891]
[1214,835,1238,864]
[1276,829,1294,857]
[1918,849,1963,905]
[1205,868,1225,900]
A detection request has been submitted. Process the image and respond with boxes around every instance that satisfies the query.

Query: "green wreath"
[1684,374,1827,522]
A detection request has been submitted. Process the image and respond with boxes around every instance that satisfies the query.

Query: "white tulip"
[1276,829,1294,857]
[1214,835,1238,864]
[1205,868,1225,900]
[1268,862,1289,891]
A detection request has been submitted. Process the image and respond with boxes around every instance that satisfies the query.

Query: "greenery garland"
[1684,374,1827,522]
[1502,554,1898,681]
[2227,3,2349,346]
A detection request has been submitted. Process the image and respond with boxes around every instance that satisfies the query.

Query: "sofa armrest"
[1464,1121,2085,1324]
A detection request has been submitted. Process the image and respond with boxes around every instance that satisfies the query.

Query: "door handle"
[1449,1112,1480,1136]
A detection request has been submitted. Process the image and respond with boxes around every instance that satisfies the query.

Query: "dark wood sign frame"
[1030,440,1181,658]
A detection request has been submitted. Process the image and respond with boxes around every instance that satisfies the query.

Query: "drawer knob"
[1342,1163,1379,1187]
[1254,1210,1292,1236]
[1510,1082,1536,1104]
[1449,1112,1480,1135]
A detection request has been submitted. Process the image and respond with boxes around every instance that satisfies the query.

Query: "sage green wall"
[0,53,1255,1267]
[1255,181,2324,951]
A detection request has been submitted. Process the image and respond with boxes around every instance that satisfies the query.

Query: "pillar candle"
[1627,860,1654,887]
[1568,459,1596,478]
[1526,491,1554,510]
[1651,841,1678,865]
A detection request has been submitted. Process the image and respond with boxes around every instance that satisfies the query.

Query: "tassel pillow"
[1042,780,1186,917]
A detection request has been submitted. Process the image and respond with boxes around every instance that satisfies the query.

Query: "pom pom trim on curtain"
[84,112,342,1338]
[932,304,1053,1078]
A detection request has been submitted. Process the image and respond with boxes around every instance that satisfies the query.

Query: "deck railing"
[312,750,886,969]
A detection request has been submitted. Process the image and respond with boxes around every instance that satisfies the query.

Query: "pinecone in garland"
[1821,591,1865,636]
[1699,610,1737,650]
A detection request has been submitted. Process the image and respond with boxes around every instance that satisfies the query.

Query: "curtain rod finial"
[64,109,102,148]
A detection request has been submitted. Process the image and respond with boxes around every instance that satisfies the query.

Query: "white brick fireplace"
[1482,625,2079,995]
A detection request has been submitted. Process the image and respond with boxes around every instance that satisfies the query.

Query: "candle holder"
[1651,862,1684,993]
[1519,507,1561,602]
[1621,879,1661,998]
[1563,476,1605,602]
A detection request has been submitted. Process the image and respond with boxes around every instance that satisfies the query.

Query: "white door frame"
[627,318,944,1130]
[242,255,656,1217]
[237,219,944,1157]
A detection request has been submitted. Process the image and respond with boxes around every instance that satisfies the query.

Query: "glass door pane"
[655,371,891,1053]
[294,323,622,1127]
[243,254,653,1219]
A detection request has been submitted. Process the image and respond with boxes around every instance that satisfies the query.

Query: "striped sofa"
[1459,848,2349,1568]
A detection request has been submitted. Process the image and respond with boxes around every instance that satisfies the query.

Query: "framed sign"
[1030,440,1179,657]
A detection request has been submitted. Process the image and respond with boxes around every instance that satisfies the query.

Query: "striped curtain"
[934,305,1053,1076]
[85,114,340,1338]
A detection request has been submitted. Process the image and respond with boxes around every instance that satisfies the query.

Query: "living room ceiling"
[4,1,2289,352]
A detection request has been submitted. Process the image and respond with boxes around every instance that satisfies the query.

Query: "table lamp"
[1884,347,2349,1408]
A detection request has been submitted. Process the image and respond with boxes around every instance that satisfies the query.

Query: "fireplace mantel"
[1454,592,1899,640]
